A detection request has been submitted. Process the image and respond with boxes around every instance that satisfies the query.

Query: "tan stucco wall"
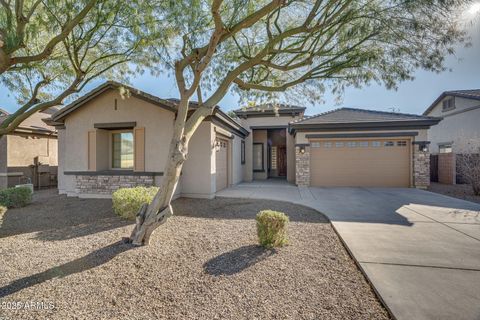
[59,91,246,198]
[426,97,480,154]
[5,133,58,188]
[57,129,69,194]
[63,89,175,173]
[181,122,215,198]
[6,134,57,167]
[231,133,245,185]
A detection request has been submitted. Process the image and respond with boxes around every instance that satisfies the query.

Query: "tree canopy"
[159,0,469,109]
[0,0,171,135]
[128,0,472,245]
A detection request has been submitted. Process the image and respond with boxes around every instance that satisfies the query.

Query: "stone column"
[413,142,430,189]
[295,145,310,187]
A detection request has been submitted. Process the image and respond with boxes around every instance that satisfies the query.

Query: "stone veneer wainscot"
[73,172,157,195]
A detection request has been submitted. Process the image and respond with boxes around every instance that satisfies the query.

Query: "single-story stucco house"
[0,107,58,189]
[45,81,441,198]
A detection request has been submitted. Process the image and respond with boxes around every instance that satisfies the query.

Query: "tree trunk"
[128,93,199,245]
[0,48,8,75]
[129,131,188,245]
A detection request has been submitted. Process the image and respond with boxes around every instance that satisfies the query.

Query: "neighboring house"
[0,108,58,189]
[424,89,480,154]
[423,89,480,184]
[45,81,441,199]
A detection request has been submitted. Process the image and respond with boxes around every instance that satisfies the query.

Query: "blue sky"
[1,15,479,117]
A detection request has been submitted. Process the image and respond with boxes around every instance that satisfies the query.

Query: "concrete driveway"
[216,182,480,320]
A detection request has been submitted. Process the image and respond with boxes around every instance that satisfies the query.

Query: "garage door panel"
[310,139,410,187]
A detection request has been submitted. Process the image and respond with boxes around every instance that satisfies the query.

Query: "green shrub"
[0,186,32,208]
[256,210,289,248]
[112,186,159,220]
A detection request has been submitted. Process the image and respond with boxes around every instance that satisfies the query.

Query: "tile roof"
[47,81,248,137]
[293,107,438,125]
[444,89,480,99]
[423,89,480,115]
[233,103,305,116]
[51,81,177,122]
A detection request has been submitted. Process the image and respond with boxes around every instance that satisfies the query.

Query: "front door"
[277,146,287,177]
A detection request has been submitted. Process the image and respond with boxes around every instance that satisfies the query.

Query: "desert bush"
[0,186,32,208]
[256,210,289,248]
[456,137,480,196]
[457,154,480,195]
[112,186,159,220]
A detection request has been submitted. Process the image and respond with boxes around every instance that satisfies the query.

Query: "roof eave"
[212,109,249,138]
[51,81,177,122]
[289,119,441,134]
[234,109,305,118]
[423,91,480,115]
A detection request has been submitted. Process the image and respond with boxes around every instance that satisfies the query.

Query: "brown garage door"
[215,138,228,191]
[310,138,411,187]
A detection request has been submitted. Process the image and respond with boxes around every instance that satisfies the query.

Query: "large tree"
[128,0,471,245]
[0,0,169,136]
[0,0,98,74]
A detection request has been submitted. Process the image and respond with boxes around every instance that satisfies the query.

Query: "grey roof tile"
[234,103,305,115]
[294,107,438,125]
[445,89,480,99]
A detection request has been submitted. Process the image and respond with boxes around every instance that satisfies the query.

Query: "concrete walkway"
[216,182,480,320]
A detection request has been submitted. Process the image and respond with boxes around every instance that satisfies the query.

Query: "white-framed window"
[112,131,134,169]
[397,141,407,147]
[384,141,394,147]
[324,142,333,148]
[311,141,321,148]
[358,141,369,147]
[439,143,453,153]
[335,142,344,148]
[442,97,455,112]
[371,141,381,147]
[346,141,357,147]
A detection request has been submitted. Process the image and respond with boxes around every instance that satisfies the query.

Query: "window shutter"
[134,127,145,171]
[88,130,96,171]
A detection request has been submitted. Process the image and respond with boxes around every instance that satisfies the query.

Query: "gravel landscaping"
[0,190,389,320]
[428,182,480,204]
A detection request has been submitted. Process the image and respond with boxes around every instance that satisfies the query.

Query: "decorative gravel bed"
[0,190,389,320]
[428,182,480,204]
